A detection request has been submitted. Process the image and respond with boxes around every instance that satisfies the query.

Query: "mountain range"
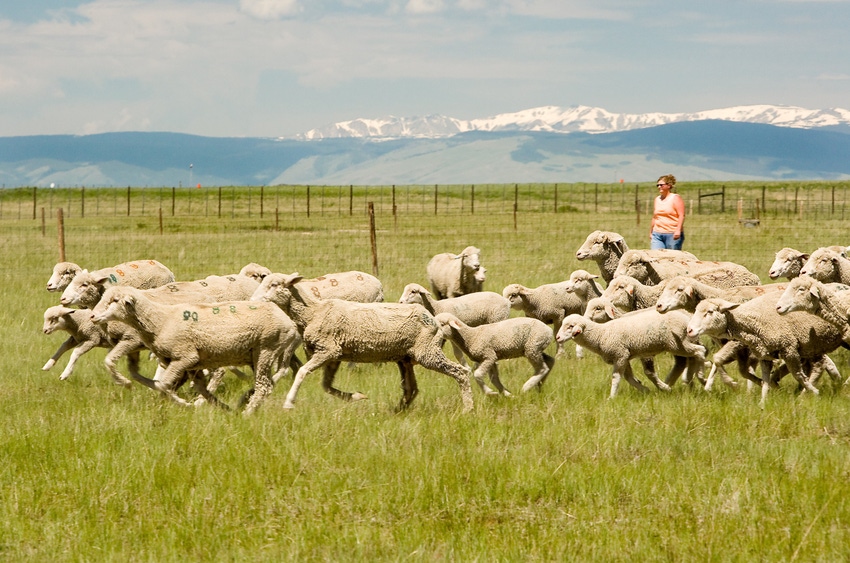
[2,104,849,187]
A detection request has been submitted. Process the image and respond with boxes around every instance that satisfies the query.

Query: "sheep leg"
[57,339,98,381]
[103,339,142,387]
[283,352,331,409]
[471,358,500,396]
[153,357,200,407]
[784,353,820,396]
[622,362,649,393]
[317,361,368,403]
[396,360,419,411]
[521,353,555,393]
[414,348,474,412]
[486,362,512,397]
[449,341,469,369]
[242,351,277,415]
[189,370,232,411]
[758,359,775,408]
[42,336,78,372]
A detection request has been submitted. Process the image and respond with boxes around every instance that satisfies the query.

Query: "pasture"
[3,182,850,561]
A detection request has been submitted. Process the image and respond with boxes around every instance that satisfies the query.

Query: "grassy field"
[3,183,850,561]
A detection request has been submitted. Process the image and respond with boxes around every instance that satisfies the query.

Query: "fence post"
[57,208,66,262]
[159,207,163,235]
[721,186,726,213]
[349,185,353,215]
[832,185,836,214]
[594,183,598,213]
[32,187,37,220]
[260,185,264,218]
[172,187,176,216]
[307,186,311,217]
[392,185,397,226]
[762,186,766,216]
[127,186,131,216]
[41,207,46,236]
[634,184,640,226]
[554,183,558,213]
[81,187,85,219]
[275,207,280,231]
[434,184,438,215]
[698,188,702,214]
[471,184,475,215]
[513,184,518,231]
[368,202,379,277]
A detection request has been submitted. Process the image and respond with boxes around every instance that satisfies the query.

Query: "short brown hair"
[657,174,677,191]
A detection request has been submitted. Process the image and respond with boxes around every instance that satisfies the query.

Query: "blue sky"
[2,0,849,138]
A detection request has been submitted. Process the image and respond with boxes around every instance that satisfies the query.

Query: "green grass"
[3,183,850,561]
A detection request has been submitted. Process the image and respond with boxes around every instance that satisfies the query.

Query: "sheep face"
[612,253,652,281]
[575,231,624,261]
[769,248,807,280]
[687,299,738,338]
[655,282,694,313]
[775,278,819,315]
[250,272,303,307]
[60,270,111,307]
[399,283,429,305]
[501,284,526,309]
[47,262,82,292]
[556,314,586,343]
[800,250,841,282]
[91,287,133,324]
[239,263,271,282]
[43,306,76,334]
[583,298,616,323]
[601,277,635,310]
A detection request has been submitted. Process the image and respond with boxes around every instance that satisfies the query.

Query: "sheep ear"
[717,300,740,312]
[605,302,619,319]
[57,306,76,317]
[448,318,462,330]
[283,272,303,286]
[571,323,584,337]
[610,237,626,254]
[809,283,820,299]
[684,285,694,298]
[93,273,111,285]
[625,283,635,296]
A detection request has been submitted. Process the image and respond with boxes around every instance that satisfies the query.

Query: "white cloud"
[817,73,850,81]
[406,0,445,14]
[239,0,300,20]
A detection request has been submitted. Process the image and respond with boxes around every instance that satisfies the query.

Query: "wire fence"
[3,182,850,224]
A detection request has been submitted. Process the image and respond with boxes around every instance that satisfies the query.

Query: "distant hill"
[1,120,849,187]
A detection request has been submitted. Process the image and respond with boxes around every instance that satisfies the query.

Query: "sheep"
[46,260,174,293]
[62,272,262,310]
[251,271,385,334]
[433,312,555,396]
[556,310,706,398]
[398,282,510,365]
[800,247,850,284]
[91,286,300,414]
[602,275,668,313]
[238,263,272,282]
[654,276,793,390]
[768,246,847,281]
[613,250,761,288]
[426,246,483,299]
[502,279,584,356]
[41,305,136,383]
[279,299,473,412]
[686,292,844,407]
[776,277,850,341]
[574,230,696,284]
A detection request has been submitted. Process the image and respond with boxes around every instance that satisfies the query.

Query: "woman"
[650,174,685,250]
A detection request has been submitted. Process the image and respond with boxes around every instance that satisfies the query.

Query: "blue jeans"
[651,231,684,250]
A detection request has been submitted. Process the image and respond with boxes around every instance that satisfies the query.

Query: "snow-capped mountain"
[294,104,850,140]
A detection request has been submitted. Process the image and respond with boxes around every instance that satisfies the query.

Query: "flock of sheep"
[40,232,850,413]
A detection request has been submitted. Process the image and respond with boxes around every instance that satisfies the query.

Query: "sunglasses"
[656,183,668,187]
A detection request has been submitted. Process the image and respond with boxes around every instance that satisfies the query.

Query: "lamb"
[46,260,174,293]
[433,313,555,396]
[279,299,473,412]
[91,286,300,414]
[799,247,850,284]
[574,230,696,284]
[556,310,706,398]
[686,292,844,407]
[563,269,605,308]
[775,277,850,341]
[613,250,761,288]
[62,272,262,310]
[426,246,483,299]
[502,279,584,356]
[41,305,140,383]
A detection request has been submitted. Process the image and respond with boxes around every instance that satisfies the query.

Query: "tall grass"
[2,184,850,561]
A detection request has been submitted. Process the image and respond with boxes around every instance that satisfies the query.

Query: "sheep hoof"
[657,383,672,392]
[59,373,71,381]
[351,392,369,401]
[193,397,207,407]
[42,361,55,371]
[283,401,296,410]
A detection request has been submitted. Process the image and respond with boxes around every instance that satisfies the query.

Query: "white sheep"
[251,271,385,333]
[502,279,584,356]
[769,246,847,281]
[91,286,300,414]
[602,275,668,313]
[434,312,555,396]
[63,272,262,310]
[46,260,174,293]
[238,263,272,282]
[686,293,844,407]
[556,310,706,398]
[613,250,761,288]
[799,247,850,284]
[426,246,483,299]
[280,299,473,412]
[776,277,850,340]
[41,305,137,383]
[398,282,510,365]
[574,230,696,284]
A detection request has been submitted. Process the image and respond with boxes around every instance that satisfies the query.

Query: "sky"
[1,0,849,138]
